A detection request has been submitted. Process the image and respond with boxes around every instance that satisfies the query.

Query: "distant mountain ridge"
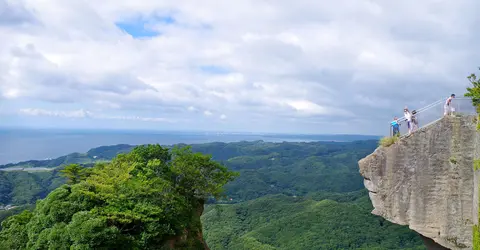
[0,144,134,170]
[0,136,380,170]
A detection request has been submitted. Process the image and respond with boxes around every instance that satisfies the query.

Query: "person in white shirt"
[404,107,413,134]
[444,94,455,116]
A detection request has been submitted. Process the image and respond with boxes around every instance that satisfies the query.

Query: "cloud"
[1,0,480,134]
[0,0,38,26]
[18,108,175,122]
[19,108,92,118]
[220,114,227,120]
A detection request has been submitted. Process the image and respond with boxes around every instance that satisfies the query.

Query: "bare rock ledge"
[359,115,480,250]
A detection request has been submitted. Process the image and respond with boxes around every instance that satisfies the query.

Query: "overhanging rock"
[359,115,480,250]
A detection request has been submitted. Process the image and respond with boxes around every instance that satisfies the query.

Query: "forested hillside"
[0,141,375,205]
[0,145,237,249]
[0,140,425,249]
[202,195,423,250]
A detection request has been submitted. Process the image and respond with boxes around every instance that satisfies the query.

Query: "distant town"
[0,205,17,211]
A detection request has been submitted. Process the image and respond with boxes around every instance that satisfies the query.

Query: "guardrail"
[390,97,476,137]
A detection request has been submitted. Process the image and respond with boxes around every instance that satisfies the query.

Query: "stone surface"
[359,115,478,250]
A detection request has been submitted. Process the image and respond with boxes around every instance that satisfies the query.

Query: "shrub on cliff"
[0,144,238,250]
[379,136,399,147]
[466,67,480,109]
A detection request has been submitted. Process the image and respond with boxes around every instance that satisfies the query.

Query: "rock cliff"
[359,115,480,250]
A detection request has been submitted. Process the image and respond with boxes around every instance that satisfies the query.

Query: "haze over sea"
[0,129,379,165]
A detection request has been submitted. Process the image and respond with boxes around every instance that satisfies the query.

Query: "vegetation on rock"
[466,67,480,109]
[379,135,399,147]
[466,68,480,250]
[0,144,238,249]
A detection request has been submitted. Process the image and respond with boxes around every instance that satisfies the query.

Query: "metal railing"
[390,97,476,137]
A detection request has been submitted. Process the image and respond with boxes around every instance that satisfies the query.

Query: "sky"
[0,0,479,135]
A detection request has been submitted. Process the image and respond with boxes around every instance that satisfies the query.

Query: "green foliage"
[0,170,65,205]
[59,164,89,184]
[0,210,33,250]
[474,224,480,250]
[466,68,480,108]
[213,141,377,201]
[0,144,237,249]
[474,160,480,171]
[0,204,34,230]
[202,194,424,250]
[305,189,368,202]
[379,136,399,147]
[0,174,12,205]
[469,68,480,249]
[475,158,480,250]
[449,157,458,164]
[0,140,423,250]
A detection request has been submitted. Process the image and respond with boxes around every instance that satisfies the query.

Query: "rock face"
[359,115,479,250]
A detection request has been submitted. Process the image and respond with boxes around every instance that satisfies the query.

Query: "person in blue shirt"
[391,116,400,137]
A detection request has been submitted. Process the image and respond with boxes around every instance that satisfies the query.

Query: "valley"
[0,140,424,249]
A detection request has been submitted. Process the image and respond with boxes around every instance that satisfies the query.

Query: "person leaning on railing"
[391,116,400,137]
[404,107,413,134]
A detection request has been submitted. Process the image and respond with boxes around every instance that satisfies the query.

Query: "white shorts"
[444,105,453,114]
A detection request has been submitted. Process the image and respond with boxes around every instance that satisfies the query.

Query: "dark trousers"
[392,126,400,136]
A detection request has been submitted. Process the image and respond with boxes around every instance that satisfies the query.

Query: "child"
[391,116,400,136]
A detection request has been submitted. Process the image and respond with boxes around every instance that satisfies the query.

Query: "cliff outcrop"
[359,115,480,250]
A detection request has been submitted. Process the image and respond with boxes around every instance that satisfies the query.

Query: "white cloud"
[1,0,479,134]
[220,114,227,120]
[18,108,174,122]
[19,108,92,118]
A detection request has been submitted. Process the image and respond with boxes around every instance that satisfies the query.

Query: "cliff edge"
[359,115,480,250]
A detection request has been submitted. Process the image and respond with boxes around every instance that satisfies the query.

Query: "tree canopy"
[465,67,480,109]
[59,164,90,184]
[0,144,238,250]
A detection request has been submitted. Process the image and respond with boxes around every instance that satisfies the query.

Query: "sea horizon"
[0,128,380,165]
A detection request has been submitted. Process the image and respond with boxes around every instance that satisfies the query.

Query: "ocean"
[0,129,379,165]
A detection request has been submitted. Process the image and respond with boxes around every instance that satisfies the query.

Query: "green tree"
[0,210,32,250]
[465,67,480,109]
[59,164,89,184]
[0,144,238,249]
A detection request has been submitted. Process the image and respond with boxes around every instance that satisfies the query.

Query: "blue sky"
[116,15,174,38]
[0,0,479,135]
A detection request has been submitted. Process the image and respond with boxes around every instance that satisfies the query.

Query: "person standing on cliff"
[444,94,455,116]
[404,107,413,134]
[391,116,400,137]
[411,110,418,131]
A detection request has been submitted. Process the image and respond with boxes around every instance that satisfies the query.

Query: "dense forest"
[202,195,423,250]
[0,140,425,249]
[0,144,237,249]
